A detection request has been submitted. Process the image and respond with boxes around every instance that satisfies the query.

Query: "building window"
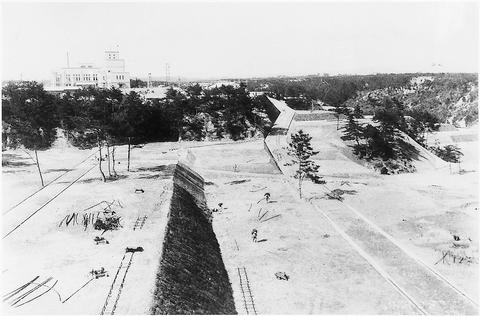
[74,74,80,81]
[93,74,98,81]
[65,74,71,81]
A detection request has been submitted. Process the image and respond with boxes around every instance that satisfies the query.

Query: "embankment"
[150,163,236,314]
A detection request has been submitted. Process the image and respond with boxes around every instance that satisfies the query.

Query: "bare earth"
[1,105,478,314]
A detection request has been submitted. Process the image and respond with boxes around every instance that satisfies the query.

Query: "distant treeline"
[246,73,478,125]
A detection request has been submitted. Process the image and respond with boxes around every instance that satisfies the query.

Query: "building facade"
[52,50,130,89]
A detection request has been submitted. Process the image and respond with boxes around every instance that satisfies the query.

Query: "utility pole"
[67,52,70,68]
[148,72,152,88]
[165,63,170,85]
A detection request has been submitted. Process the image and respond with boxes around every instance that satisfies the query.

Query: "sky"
[1,1,478,81]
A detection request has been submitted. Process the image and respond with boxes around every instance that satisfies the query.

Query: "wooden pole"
[127,137,131,172]
[106,141,112,177]
[34,149,44,187]
[98,136,106,182]
[111,145,117,176]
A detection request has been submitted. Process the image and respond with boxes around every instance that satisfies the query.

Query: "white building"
[52,50,130,89]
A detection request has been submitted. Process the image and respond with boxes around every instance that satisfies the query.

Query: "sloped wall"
[150,163,236,315]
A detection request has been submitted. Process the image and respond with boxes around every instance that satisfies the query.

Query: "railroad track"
[101,248,141,315]
[237,267,257,315]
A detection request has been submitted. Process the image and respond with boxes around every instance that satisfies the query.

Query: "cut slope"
[150,164,236,315]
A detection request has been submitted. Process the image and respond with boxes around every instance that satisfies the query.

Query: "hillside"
[344,74,478,127]
[247,73,478,127]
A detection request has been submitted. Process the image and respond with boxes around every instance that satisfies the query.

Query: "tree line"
[247,73,478,127]
[2,81,272,184]
[339,96,463,174]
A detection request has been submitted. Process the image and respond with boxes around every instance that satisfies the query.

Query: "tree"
[341,114,365,147]
[287,130,325,198]
[405,109,439,147]
[430,143,463,173]
[2,82,59,186]
[353,104,364,118]
[111,91,149,171]
[65,87,122,182]
[130,78,148,88]
[333,106,350,130]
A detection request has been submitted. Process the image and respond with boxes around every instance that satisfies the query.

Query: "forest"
[3,72,474,179]
[2,81,272,182]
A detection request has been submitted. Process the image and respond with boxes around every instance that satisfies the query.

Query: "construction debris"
[226,179,251,185]
[260,214,281,223]
[325,188,358,201]
[4,277,57,307]
[434,248,478,265]
[94,213,122,233]
[249,186,267,193]
[90,267,109,279]
[275,272,290,281]
[258,210,269,221]
[59,212,100,230]
[452,235,472,248]
[126,246,144,253]
[59,200,124,231]
[251,229,258,243]
[133,215,148,230]
[94,236,109,245]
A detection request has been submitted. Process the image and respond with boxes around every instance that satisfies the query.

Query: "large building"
[52,50,130,89]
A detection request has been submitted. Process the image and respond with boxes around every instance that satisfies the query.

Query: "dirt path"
[313,199,478,314]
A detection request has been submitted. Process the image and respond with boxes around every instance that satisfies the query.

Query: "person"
[251,229,258,242]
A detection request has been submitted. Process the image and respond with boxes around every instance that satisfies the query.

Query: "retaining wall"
[150,163,236,314]
[264,97,297,177]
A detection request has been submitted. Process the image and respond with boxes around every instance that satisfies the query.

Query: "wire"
[3,164,97,239]
[4,150,98,215]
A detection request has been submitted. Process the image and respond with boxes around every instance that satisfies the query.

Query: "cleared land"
[1,103,478,314]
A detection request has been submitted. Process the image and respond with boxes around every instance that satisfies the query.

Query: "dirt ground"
[1,141,176,314]
[191,131,478,314]
[1,117,478,314]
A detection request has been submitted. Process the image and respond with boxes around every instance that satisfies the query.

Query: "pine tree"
[353,104,364,118]
[430,143,463,173]
[2,82,59,186]
[333,106,350,130]
[287,130,326,198]
[341,114,364,147]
